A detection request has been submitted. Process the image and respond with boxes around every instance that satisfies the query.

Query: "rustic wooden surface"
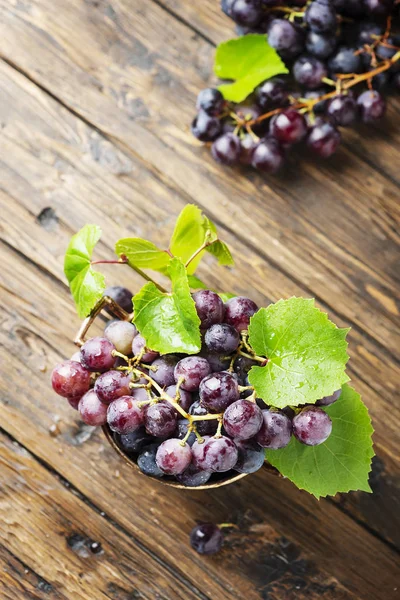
[0,1,399,598]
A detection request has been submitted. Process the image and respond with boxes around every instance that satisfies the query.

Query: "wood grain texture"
[0,1,399,598]
[0,0,399,357]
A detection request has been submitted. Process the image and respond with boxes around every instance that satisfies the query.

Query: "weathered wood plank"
[0,434,207,600]
[1,431,367,600]
[0,238,398,598]
[0,58,398,554]
[0,544,67,600]
[0,0,399,358]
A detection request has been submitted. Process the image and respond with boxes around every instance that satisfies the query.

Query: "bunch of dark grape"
[192,0,400,172]
[52,286,340,488]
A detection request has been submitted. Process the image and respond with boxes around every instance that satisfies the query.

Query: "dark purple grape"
[165,385,193,411]
[234,439,265,473]
[193,436,238,472]
[224,296,259,332]
[176,419,197,446]
[293,407,332,445]
[293,55,328,89]
[137,444,164,478]
[174,356,211,392]
[104,286,133,314]
[211,133,241,166]
[68,396,81,410]
[94,370,132,404]
[233,355,257,383]
[255,77,289,111]
[196,88,225,116]
[306,31,337,59]
[151,355,178,387]
[145,401,177,437]
[70,351,83,363]
[316,388,342,406]
[304,89,329,113]
[372,72,390,90]
[221,0,235,16]
[190,523,223,555]
[223,399,263,440]
[200,372,239,413]
[104,320,137,355]
[78,390,108,426]
[204,323,240,355]
[357,90,386,123]
[131,334,159,363]
[332,0,364,15]
[51,360,90,399]
[307,119,341,158]
[189,403,218,436]
[239,134,259,165]
[191,111,222,142]
[358,21,383,45]
[329,47,362,75]
[80,337,116,372]
[270,109,308,145]
[376,38,398,62]
[305,0,337,33]
[193,290,225,329]
[114,427,153,454]
[231,0,263,26]
[204,353,231,373]
[256,409,292,449]
[251,136,285,173]
[326,93,358,126]
[177,464,212,487]
[131,386,151,403]
[107,396,145,434]
[267,19,305,60]
[156,439,192,475]
[364,0,393,15]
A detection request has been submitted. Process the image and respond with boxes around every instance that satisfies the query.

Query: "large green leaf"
[64,225,105,318]
[248,298,350,408]
[133,258,201,354]
[266,385,374,498]
[169,205,208,274]
[215,35,289,103]
[115,238,170,271]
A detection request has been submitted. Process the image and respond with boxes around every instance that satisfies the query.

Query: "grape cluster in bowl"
[192,0,400,171]
[52,286,341,488]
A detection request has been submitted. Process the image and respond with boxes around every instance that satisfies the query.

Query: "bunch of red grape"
[52,286,340,487]
[192,0,400,172]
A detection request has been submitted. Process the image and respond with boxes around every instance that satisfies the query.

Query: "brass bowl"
[103,425,279,490]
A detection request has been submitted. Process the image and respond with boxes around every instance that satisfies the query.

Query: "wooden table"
[0,1,399,599]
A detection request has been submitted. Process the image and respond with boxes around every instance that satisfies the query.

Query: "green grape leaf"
[218,292,236,302]
[266,384,374,498]
[133,258,201,354]
[64,225,105,318]
[170,205,208,274]
[248,298,350,408]
[170,205,234,273]
[187,274,208,290]
[206,240,234,266]
[115,238,170,271]
[215,35,289,103]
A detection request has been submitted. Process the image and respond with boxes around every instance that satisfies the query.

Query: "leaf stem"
[184,232,214,269]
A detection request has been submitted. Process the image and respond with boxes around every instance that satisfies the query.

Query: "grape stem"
[184,231,214,269]
[243,50,400,129]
